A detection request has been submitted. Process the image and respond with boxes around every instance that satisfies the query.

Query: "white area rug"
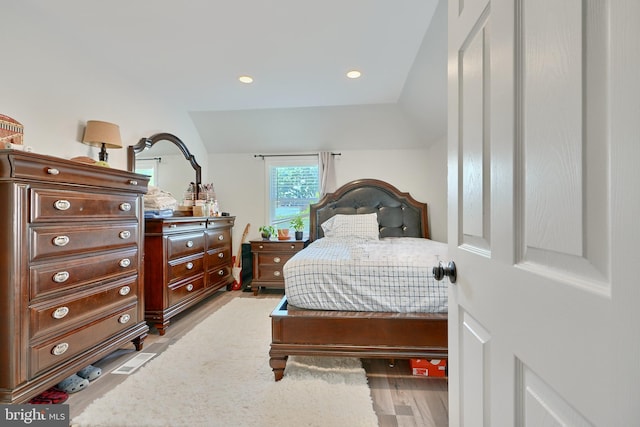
[72,298,378,427]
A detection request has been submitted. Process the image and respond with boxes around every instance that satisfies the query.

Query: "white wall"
[204,0,450,250]
[1,3,207,173]
[3,1,448,255]
[208,146,448,251]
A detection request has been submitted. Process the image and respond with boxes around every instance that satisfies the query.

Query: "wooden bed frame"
[269,179,448,381]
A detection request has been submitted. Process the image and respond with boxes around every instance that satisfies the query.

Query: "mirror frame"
[127,132,202,199]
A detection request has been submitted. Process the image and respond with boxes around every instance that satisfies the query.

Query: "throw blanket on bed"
[284,237,448,313]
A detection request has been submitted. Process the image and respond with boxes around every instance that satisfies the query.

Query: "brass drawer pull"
[52,306,69,319]
[218,252,224,258]
[53,236,69,247]
[186,240,194,248]
[119,230,131,239]
[119,286,131,296]
[53,271,69,283]
[128,180,138,185]
[118,314,131,324]
[274,271,281,277]
[218,235,224,241]
[51,342,69,356]
[259,245,264,249]
[186,262,194,270]
[54,200,71,211]
[290,245,295,249]
[119,202,132,212]
[218,270,225,276]
[119,258,131,268]
[46,168,60,176]
[186,283,194,291]
[274,257,281,263]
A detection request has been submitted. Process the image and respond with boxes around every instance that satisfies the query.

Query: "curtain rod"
[137,157,162,161]
[254,152,341,158]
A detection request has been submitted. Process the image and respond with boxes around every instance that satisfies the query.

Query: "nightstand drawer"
[251,241,305,252]
[256,252,296,267]
[254,264,286,282]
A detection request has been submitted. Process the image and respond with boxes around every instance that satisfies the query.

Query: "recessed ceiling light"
[238,75,254,84]
[346,70,362,79]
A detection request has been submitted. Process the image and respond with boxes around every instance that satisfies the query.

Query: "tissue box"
[409,359,447,377]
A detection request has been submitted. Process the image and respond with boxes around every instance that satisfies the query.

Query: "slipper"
[56,374,89,394]
[28,396,52,405]
[28,387,68,404]
[77,365,102,381]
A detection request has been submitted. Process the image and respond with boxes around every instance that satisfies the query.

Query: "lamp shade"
[82,120,122,149]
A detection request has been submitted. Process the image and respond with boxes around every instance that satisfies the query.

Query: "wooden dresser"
[0,150,150,404]
[143,216,234,335]
[250,239,307,295]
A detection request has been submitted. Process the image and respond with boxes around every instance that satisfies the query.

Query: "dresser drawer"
[30,277,138,340]
[30,248,138,298]
[30,305,139,377]
[207,265,232,288]
[145,218,207,235]
[31,188,139,222]
[10,154,146,192]
[206,246,231,269]
[205,228,231,250]
[168,254,204,284]
[168,275,205,307]
[30,223,138,261]
[166,233,205,260]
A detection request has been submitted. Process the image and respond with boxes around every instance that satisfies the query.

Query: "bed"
[269,178,448,381]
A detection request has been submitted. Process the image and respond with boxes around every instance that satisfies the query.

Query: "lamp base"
[98,143,109,162]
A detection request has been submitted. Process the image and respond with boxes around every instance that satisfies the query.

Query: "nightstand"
[250,239,307,295]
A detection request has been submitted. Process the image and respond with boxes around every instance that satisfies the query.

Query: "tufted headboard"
[309,179,429,241]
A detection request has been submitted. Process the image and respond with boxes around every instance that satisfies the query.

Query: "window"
[265,157,319,233]
[135,159,158,187]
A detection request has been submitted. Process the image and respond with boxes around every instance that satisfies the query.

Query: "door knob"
[433,261,457,283]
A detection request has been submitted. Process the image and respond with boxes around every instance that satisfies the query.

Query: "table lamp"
[82,120,122,162]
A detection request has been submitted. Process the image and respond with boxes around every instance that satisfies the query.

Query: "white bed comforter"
[283,237,448,313]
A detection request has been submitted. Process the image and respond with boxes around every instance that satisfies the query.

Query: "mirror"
[127,133,202,200]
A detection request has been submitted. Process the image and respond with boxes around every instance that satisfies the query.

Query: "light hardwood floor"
[65,290,448,426]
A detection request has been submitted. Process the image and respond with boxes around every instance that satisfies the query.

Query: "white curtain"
[318,151,336,196]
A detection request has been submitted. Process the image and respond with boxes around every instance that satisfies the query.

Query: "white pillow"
[321,213,379,240]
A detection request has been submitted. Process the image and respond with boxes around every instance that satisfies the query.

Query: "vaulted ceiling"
[21,0,446,153]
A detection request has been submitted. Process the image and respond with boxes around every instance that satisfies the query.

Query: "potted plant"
[290,215,305,240]
[259,225,276,240]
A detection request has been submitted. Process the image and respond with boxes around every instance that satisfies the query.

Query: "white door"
[447,0,640,425]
